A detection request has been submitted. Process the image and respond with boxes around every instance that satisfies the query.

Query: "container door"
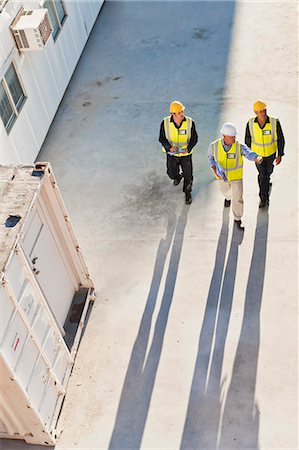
[22,209,75,330]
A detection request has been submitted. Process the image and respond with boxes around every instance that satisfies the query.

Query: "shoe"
[185,192,192,205]
[259,200,266,208]
[224,199,231,208]
[234,220,244,230]
[173,174,183,186]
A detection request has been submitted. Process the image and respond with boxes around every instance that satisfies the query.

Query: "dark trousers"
[166,154,193,193]
[255,153,275,201]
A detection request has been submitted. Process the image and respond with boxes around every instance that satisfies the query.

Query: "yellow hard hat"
[253,100,267,113]
[169,100,185,114]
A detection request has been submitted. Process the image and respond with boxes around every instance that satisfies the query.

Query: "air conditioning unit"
[11,9,52,52]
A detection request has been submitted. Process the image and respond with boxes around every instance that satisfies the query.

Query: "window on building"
[0,83,15,131]
[44,0,66,40]
[0,63,26,133]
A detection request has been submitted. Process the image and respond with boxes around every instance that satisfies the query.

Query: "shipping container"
[0,162,95,445]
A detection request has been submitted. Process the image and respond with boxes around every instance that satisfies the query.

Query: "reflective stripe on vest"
[212,139,243,182]
[163,116,193,157]
[248,116,278,157]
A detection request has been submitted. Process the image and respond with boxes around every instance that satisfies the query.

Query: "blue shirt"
[207,139,259,167]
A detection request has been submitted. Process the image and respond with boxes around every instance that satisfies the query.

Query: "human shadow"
[218,209,269,449]
[180,208,243,449]
[109,204,190,450]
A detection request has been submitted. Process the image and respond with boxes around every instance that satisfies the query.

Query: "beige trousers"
[219,179,244,220]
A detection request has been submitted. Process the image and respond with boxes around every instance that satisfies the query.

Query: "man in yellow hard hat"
[245,100,285,208]
[159,101,198,204]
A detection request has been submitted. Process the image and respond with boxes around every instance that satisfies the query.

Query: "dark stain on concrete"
[193,27,209,41]
[113,171,177,226]
[214,88,224,97]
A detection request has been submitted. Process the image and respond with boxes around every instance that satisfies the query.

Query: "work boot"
[173,174,183,186]
[259,200,266,208]
[234,220,244,230]
[185,192,192,205]
[224,199,231,207]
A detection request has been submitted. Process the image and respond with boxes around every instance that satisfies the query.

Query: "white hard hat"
[220,122,238,136]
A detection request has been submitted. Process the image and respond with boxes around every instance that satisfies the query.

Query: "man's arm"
[207,143,229,180]
[245,122,252,148]
[275,120,285,164]
[241,144,262,164]
[186,121,198,152]
[277,120,285,156]
[207,143,219,177]
[159,121,171,151]
[207,143,216,166]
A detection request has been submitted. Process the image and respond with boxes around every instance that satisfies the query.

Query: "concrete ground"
[1,1,298,449]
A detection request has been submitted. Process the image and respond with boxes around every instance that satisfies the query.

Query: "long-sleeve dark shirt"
[159,116,198,152]
[245,116,285,156]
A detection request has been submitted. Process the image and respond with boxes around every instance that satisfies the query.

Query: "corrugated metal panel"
[0,131,21,164]
[26,49,61,121]
[0,275,71,445]
[46,37,70,98]
[78,0,94,36]
[63,1,85,59]
[90,0,103,18]
[0,1,19,67]
[55,19,80,76]
[9,111,40,163]
[16,57,51,144]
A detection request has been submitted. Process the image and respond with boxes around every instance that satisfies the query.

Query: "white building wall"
[0,0,104,164]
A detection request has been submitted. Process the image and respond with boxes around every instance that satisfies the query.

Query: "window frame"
[0,61,27,134]
[44,0,67,41]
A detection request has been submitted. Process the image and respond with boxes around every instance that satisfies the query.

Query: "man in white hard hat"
[207,122,263,230]
[159,100,198,205]
[245,100,285,208]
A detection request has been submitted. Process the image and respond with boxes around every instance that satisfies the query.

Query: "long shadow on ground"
[109,204,189,450]
[181,209,269,449]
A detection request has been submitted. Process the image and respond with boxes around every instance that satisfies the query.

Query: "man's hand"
[170,146,178,153]
[212,167,222,180]
[255,156,263,165]
[275,155,282,165]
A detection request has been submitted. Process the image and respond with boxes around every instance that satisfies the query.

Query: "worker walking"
[245,100,285,208]
[207,122,263,230]
[159,101,198,205]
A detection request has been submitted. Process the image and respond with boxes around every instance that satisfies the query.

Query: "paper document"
[215,162,228,182]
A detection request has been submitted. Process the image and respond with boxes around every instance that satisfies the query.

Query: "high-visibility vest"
[162,116,193,157]
[212,139,243,182]
[248,116,278,157]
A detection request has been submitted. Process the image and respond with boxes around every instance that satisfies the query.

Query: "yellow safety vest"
[212,139,243,182]
[162,116,193,157]
[248,116,278,157]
